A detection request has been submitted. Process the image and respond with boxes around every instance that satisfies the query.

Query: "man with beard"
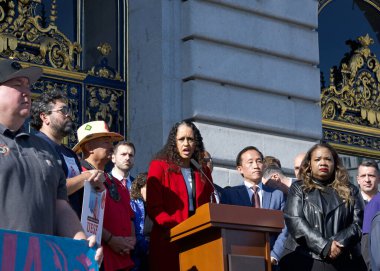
[30,90,105,217]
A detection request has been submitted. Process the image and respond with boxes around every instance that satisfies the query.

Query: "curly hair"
[154,120,205,166]
[299,143,352,204]
[30,89,68,130]
[130,172,147,200]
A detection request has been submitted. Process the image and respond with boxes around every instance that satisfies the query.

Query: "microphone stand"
[190,159,220,204]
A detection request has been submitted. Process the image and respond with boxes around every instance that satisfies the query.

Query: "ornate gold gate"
[321,34,380,158]
[0,0,127,147]
[319,0,380,159]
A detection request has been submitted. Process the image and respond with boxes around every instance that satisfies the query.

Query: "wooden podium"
[170,203,284,271]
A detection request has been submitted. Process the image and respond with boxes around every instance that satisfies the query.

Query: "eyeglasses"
[48,106,71,116]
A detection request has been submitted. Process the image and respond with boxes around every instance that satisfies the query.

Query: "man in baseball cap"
[0,58,42,130]
[0,58,102,264]
[0,58,42,85]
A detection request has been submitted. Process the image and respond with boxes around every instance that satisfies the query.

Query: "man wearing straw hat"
[74,120,136,271]
[0,58,102,263]
[73,120,124,171]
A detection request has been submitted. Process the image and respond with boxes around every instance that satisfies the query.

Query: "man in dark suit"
[221,146,286,267]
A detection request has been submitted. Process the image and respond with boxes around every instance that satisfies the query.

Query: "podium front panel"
[178,229,224,271]
[171,204,281,271]
[223,229,269,257]
[228,254,266,271]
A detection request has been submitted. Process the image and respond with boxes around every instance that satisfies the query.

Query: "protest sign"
[81,181,106,245]
[0,229,98,271]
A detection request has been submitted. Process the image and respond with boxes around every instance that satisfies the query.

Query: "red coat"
[102,175,135,271]
[146,160,214,271]
[82,166,134,271]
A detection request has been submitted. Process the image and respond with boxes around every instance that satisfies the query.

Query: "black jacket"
[283,180,364,261]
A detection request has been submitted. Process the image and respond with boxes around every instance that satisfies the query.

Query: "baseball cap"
[0,58,42,85]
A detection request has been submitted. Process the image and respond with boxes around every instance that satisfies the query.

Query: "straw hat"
[73,120,124,153]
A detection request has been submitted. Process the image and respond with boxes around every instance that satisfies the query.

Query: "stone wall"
[128,0,321,186]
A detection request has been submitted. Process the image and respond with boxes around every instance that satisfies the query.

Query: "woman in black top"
[279,143,366,271]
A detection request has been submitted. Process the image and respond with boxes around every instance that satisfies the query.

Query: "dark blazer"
[370,212,380,271]
[221,183,287,259]
[221,184,285,209]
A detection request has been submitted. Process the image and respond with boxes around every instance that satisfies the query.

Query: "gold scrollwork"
[321,34,380,127]
[0,0,81,70]
[97,43,112,57]
[318,0,333,13]
[85,85,123,131]
[87,42,122,81]
[0,1,15,32]
[323,128,380,157]
[0,33,18,52]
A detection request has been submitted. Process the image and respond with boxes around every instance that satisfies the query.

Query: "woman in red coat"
[146,120,214,271]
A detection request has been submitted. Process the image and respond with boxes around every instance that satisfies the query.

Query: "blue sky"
[318,0,380,86]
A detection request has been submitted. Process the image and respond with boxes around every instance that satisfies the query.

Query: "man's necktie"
[251,186,261,208]
[122,178,127,188]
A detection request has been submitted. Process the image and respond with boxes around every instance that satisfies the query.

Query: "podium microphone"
[191,158,220,204]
